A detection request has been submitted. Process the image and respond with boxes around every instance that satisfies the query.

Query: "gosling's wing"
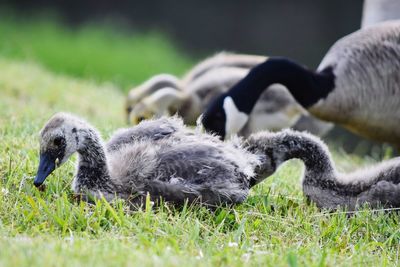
[142,180,202,206]
[155,143,251,192]
[106,117,182,152]
[151,144,250,206]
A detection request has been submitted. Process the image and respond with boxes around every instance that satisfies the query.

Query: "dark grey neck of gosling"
[247,130,400,210]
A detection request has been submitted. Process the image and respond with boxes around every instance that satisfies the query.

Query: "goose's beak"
[34,152,56,187]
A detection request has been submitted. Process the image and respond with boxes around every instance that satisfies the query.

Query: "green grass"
[1,58,399,266]
[0,15,194,91]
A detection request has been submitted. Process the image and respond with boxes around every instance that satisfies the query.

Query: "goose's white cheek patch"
[223,97,249,138]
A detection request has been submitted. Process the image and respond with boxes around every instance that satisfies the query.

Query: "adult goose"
[33,113,277,207]
[201,21,400,147]
[248,129,400,210]
[127,53,332,137]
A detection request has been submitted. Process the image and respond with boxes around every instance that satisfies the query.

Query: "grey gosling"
[34,113,277,207]
[248,129,400,210]
[202,21,400,147]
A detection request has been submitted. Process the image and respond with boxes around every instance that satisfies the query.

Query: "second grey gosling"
[247,129,400,210]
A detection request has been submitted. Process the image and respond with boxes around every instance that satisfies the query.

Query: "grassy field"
[0,15,194,91]
[1,58,400,267]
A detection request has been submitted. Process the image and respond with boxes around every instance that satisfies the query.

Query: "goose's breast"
[310,35,400,143]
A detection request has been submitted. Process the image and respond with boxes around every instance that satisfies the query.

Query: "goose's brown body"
[202,21,400,147]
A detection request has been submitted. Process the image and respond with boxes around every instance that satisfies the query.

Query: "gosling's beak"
[130,115,146,125]
[34,152,56,187]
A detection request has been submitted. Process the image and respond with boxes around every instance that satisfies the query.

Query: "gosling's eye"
[53,137,63,146]
[126,106,133,114]
[138,116,146,122]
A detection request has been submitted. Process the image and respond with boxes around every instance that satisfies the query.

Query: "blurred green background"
[0,1,364,91]
[0,14,194,91]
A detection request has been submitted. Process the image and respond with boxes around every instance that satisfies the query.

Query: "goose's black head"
[202,95,249,140]
[34,113,83,187]
[201,95,227,139]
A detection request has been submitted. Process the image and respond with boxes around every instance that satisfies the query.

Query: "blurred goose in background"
[248,130,400,210]
[127,52,332,137]
[362,0,400,28]
[33,113,283,207]
[201,21,400,147]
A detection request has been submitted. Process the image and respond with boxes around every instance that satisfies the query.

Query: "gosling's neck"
[251,130,336,180]
[73,128,114,193]
[278,131,336,181]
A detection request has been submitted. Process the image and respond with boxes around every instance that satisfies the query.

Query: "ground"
[0,59,399,267]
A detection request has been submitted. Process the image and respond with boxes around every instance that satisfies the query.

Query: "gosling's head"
[125,74,181,122]
[128,87,186,125]
[34,112,87,187]
[128,101,155,125]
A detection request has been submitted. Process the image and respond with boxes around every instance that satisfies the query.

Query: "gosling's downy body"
[202,21,400,146]
[34,113,276,207]
[248,130,400,210]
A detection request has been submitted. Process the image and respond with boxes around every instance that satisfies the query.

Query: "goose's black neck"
[229,57,335,114]
[76,128,112,190]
